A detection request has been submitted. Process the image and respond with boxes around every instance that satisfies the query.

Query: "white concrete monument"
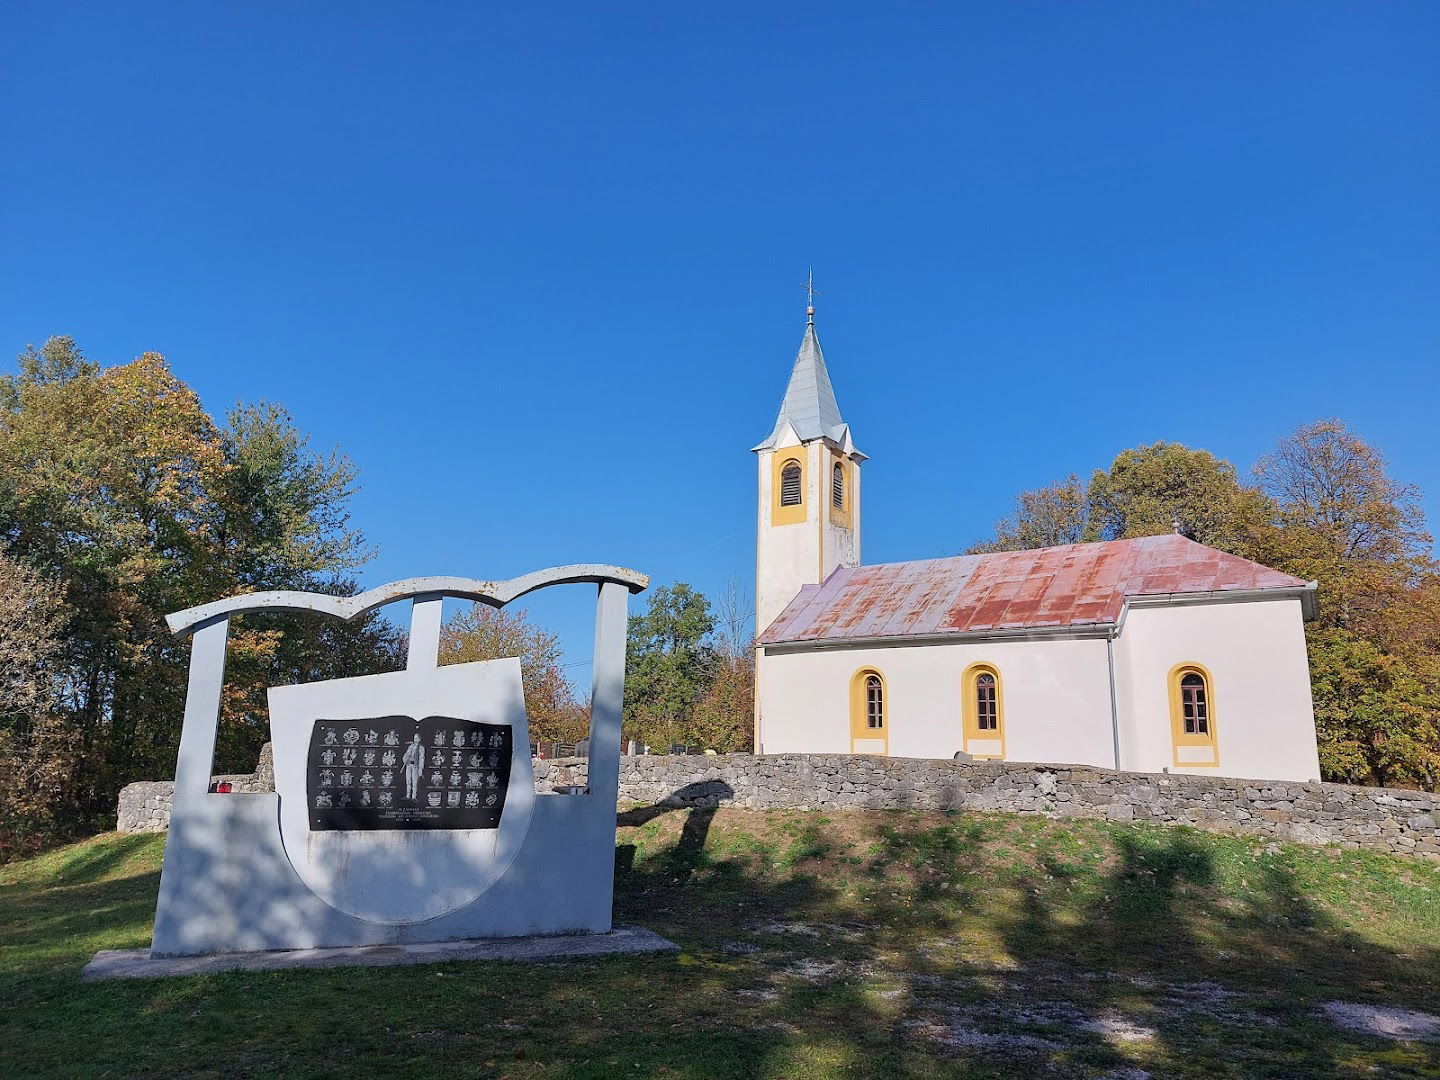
[143,566,652,959]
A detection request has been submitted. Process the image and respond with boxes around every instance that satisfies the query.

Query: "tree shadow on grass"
[3,805,1439,1078]
[8,832,160,887]
[611,796,1440,1079]
[990,825,1440,1076]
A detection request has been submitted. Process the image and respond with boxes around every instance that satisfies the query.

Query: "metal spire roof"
[753,318,856,452]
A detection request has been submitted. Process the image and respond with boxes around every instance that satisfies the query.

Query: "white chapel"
[752,304,1323,784]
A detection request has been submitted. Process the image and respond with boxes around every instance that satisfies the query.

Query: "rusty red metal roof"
[759,534,1314,645]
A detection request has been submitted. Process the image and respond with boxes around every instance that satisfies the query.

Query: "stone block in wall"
[252,743,275,791]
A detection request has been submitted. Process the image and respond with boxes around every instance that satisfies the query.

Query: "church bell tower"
[753,286,865,639]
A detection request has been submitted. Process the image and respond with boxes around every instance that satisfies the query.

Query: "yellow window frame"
[849,667,888,755]
[961,662,1006,759]
[1167,662,1220,768]
[772,451,806,526]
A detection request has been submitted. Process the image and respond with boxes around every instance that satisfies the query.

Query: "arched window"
[975,672,998,730]
[832,461,845,509]
[1168,664,1219,768]
[1180,673,1208,735]
[780,461,802,507]
[962,663,1005,759]
[865,674,883,729]
[849,668,888,755]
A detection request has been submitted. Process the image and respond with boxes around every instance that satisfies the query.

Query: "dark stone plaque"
[307,716,513,831]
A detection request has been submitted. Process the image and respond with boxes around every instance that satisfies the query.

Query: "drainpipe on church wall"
[1106,631,1122,771]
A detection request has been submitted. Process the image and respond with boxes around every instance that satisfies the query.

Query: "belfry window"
[1180,672,1208,735]
[780,461,802,506]
[832,462,845,509]
[865,674,884,729]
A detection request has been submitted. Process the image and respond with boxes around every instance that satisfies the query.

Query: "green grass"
[3,808,1440,1078]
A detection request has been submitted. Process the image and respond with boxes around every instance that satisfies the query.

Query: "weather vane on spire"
[803,268,820,325]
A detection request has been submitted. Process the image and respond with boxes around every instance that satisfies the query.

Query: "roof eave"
[760,582,1321,650]
[760,621,1119,651]
[1123,583,1319,621]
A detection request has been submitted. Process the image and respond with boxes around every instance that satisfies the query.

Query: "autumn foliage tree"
[0,550,67,856]
[0,337,394,849]
[437,605,588,745]
[1254,421,1440,787]
[970,475,1089,553]
[622,580,755,754]
[690,579,756,753]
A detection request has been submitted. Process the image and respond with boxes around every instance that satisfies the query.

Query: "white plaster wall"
[756,441,821,636]
[757,637,1116,766]
[1114,599,1320,782]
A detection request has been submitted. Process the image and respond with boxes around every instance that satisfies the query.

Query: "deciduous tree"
[624,583,717,751]
[970,475,1089,553]
[1086,442,1272,553]
[0,337,386,840]
[0,549,69,856]
[439,605,587,744]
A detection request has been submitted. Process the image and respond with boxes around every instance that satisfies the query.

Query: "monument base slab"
[83,925,678,981]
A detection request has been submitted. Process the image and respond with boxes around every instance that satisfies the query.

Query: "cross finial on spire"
[803,268,820,325]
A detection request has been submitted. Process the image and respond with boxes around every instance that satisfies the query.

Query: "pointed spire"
[753,289,857,453]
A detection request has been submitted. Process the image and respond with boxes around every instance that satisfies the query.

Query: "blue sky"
[3,3,1437,678]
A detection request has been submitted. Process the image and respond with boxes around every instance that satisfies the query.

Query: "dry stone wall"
[536,754,1440,861]
[116,745,273,834]
[120,747,1440,861]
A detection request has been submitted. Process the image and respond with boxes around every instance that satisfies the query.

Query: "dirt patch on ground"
[1321,1002,1440,1042]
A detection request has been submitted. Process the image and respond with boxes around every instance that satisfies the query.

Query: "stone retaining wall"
[538,754,1440,861]
[116,745,273,833]
[119,748,1440,861]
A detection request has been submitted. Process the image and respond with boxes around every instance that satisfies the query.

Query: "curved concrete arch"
[165,564,650,635]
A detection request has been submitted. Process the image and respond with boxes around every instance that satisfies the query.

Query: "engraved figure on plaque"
[402,732,423,802]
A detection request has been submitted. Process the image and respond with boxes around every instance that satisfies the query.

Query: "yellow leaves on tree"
[438,605,588,745]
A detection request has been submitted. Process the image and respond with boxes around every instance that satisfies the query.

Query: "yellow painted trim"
[772,451,806,526]
[817,448,825,581]
[961,662,1006,760]
[849,667,889,756]
[1167,661,1220,769]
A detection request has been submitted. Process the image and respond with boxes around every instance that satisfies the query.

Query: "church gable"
[759,534,1314,645]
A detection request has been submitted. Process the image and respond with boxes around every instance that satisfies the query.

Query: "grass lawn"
[2,806,1439,1079]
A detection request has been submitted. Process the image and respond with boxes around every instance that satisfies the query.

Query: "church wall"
[755,443,823,636]
[757,637,1116,766]
[820,449,860,578]
[1115,598,1320,783]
